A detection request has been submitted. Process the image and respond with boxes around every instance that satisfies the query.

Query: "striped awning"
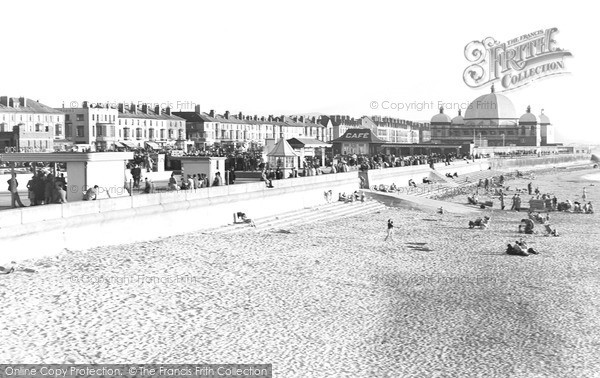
[145,141,161,150]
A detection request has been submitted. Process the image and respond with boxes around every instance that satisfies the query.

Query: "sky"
[2,0,598,144]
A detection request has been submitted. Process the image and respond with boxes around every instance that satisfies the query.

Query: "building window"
[76,126,84,137]
[65,114,70,122]
[92,114,95,121]
[76,114,84,121]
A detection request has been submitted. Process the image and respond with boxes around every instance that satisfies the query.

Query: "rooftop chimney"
[238,111,243,119]
[141,104,148,114]
[166,106,171,116]
[299,116,304,122]
[0,96,8,106]
[83,101,88,109]
[225,111,230,119]
[155,105,161,115]
[118,103,124,113]
[130,103,137,114]
[195,104,201,114]
[19,97,27,107]
[209,109,215,118]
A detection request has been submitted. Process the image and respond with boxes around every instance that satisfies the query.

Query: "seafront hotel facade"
[1,88,564,154]
[0,97,65,152]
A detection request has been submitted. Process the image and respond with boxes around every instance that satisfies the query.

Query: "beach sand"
[1,168,599,377]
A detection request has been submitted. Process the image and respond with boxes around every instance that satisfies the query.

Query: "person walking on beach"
[583,187,587,202]
[7,173,26,208]
[528,182,533,195]
[384,219,394,241]
[500,192,505,210]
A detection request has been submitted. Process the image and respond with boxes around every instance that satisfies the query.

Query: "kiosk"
[178,156,228,186]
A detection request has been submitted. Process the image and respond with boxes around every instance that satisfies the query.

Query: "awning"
[121,140,137,149]
[114,141,127,148]
[145,141,161,150]
[287,138,332,149]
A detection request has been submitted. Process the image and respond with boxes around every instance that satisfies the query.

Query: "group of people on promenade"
[167,171,229,191]
[6,170,68,208]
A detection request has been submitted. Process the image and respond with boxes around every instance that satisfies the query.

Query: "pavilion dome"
[539,110,551,125]
[464,85,517,120]
[451,109,465,125]
[519,106,539,124]
[431,107,451,124]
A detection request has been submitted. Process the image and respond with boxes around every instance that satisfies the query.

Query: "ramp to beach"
[365,189,480,215]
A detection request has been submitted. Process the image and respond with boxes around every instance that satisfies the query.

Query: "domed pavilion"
[430,85,542,147]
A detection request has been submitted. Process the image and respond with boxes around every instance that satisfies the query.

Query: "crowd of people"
[493,149,571,158]
[6,170,68,208]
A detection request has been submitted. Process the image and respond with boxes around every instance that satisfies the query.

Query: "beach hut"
[267,138,298,178]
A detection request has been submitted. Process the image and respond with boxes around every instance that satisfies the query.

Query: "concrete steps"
[207,200,387,234]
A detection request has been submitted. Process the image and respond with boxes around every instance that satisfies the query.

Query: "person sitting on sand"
[236,212,255,227]
[506,243,527,256]
[528,211,545,224]
[518,218,535,234]
[389,183,397,192]
[467,194,478,205]
[507,240,538,256]
[543,220,559,237]
[584,202,594,214]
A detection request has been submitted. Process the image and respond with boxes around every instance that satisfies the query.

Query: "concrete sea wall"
[0,172,360,261]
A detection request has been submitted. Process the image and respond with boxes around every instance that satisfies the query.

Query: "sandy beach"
[1,168,599,377]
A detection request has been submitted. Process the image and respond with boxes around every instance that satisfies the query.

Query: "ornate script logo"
[463,28,572,91]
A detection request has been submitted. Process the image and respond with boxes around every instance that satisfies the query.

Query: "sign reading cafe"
[463,27,572,91]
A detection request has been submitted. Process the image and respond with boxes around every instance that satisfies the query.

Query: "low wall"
[489,154,591,171]
[0,172,360,261]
